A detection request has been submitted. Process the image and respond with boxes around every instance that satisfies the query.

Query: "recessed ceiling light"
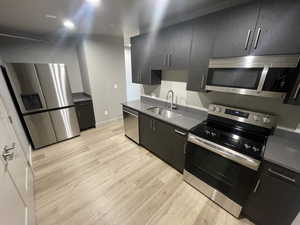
[86,0,101,6]
[63,19,75,30]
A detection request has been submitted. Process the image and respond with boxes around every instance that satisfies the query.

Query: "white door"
[0,155,27,225]
[0,96,29,203]
[0,95,35,225]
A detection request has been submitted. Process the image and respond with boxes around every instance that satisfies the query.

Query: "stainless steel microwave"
[206,55,300,98]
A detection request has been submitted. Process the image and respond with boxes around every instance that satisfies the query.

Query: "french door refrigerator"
[3,63,80,149]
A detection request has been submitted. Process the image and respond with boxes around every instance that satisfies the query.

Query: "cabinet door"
[168,22,192,70]
[151,119,173,163]
[252,0,300,55]
[131,35,147,84]
[187,15,216,91]
[150,29,170,70]
[75,101,96,131]
[154,120,186,173]
[212,1,259,58]
[244,173,300,225]
[170,128,187,173]
[139,114,156,151]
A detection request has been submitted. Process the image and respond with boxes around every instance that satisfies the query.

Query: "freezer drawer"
[35,64,73,109]
[5,63,47,114]
[50,107,80,141]
[24,112,57,149]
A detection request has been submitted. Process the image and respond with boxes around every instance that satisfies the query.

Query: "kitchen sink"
[146,107,181,119]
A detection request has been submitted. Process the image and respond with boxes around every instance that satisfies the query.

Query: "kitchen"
[0,0,300,225]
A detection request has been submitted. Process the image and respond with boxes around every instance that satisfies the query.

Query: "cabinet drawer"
[263,161,300,187]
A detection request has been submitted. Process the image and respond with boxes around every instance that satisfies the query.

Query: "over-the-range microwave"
[206,55,300,98]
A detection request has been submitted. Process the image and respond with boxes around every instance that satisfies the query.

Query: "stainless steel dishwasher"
[123,106,139,144]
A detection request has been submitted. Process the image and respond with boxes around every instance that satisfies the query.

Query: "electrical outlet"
[114,83,118,89]
[104,110,108,116]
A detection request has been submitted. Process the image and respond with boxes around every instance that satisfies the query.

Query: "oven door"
[184,135,260,217]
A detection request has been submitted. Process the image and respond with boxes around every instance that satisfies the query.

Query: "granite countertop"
[264,128,300,174]
[72,92,92,103]
[122,96,207,131]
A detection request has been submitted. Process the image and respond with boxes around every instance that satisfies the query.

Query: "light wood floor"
[32,119,255,225]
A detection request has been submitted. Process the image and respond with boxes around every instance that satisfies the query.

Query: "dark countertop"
[264,128,300,174]
[72,92,92,103]
[122,96,207,131]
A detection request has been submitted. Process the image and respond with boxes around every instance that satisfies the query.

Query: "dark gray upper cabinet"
[251,0,300,55]
[212,1,260,58]
[150,23,192,70]
[244,162,300,225]
[187,15,216,91]
[167,22,192,70]
[131,35,161,85]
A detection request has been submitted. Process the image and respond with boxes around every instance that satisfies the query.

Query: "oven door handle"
[187,134,261,171]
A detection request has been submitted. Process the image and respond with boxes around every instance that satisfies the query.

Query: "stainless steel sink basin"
[146,107,181,119]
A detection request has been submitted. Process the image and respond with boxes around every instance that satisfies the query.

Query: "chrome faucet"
[167,90,176,110]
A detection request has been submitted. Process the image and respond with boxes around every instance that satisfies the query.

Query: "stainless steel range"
[184,104,276,217]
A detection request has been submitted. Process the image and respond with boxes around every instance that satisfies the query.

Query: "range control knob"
[215,107,221,113]
[263,117,271,124]
[252,146,260,152]
[205,130,211,135]
[253,115,260,121]
[244,144,251,149]
[211,132,217,137]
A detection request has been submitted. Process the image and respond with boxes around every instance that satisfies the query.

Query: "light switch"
[114,83,118,89]
[104,110,108,115]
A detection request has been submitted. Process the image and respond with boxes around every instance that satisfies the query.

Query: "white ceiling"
[0,0,251,39]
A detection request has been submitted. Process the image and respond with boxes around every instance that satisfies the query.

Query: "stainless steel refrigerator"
[4,63,80,149]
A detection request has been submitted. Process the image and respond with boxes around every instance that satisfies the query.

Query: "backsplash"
[142,70,300,131]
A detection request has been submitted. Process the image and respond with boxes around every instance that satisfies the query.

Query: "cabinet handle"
[253,179,261,193]
[293,82,300,100]
[253,27,261,49]
[174,129,187,136]
[201,75,205,89]
[169,54,171,67]
[244,29,251,50]
[268,168,296,183]
[164,55,167,66]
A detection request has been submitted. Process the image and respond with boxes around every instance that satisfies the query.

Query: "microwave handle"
[257,66,269,93]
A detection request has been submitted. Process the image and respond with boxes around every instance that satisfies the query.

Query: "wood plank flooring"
[32,119,255,225]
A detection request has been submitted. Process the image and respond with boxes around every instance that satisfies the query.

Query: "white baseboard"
[96,116,123,128]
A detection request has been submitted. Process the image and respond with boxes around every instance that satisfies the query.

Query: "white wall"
[124,46,140,101]
[142,70,300,131]
[0,36,83,93]
[79,35,127,126]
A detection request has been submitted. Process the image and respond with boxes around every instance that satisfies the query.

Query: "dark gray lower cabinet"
[139,113,187,173]
[244,162,300,225]
[75,100,96,131]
